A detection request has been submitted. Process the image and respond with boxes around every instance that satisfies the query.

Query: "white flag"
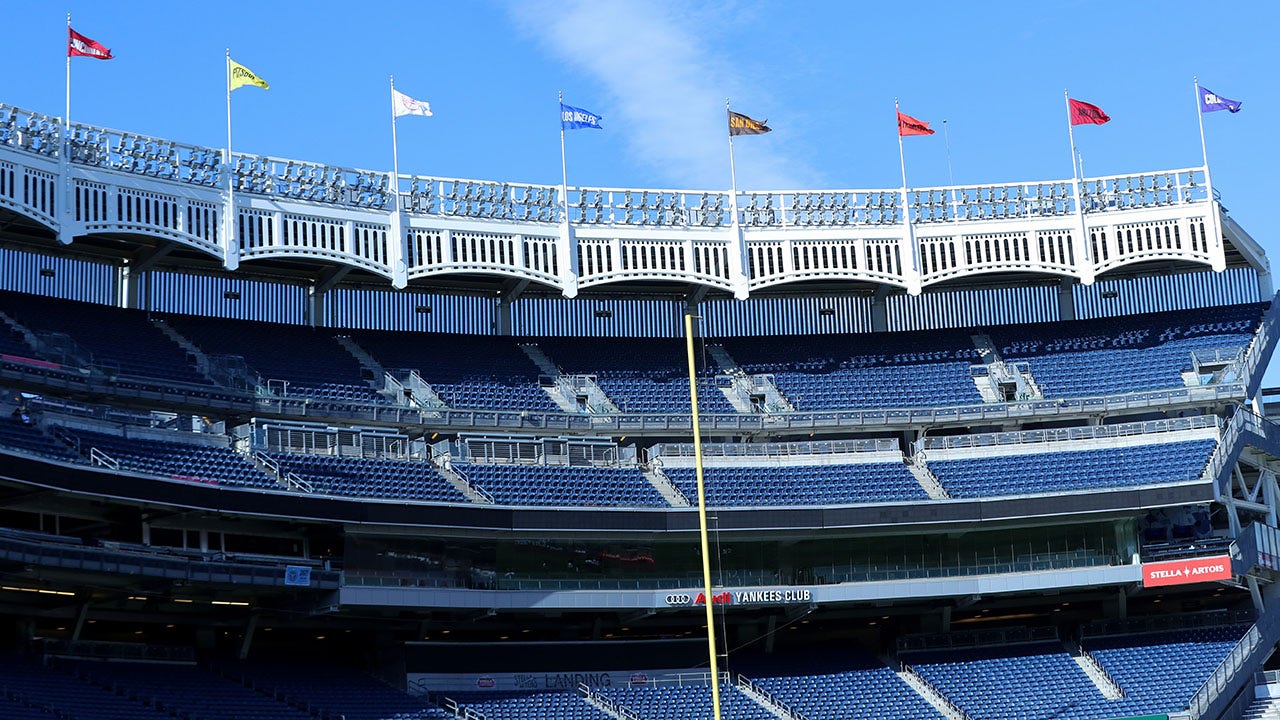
[393,88,432,118]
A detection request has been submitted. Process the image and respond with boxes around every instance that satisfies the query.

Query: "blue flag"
[561,103,603,130]
[1199,86,1242,114]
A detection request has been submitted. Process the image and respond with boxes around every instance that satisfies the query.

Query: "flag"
[728,110,770,136]
[393,88,432,118]
[229,59,269,91]
[1068,98,1110,125]
[1199,86,1242,114]
[68,27,112,60]
[897,111,934,136]
[560,103,602,130]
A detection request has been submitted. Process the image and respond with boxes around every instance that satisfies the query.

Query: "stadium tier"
[349,330,562,412]
[661,461,930,506]
[2,95,1280,720]
[925,436,1218,498]
[0,289,1271,414]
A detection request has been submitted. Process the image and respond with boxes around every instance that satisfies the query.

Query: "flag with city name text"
[728,110,770,136]
[229,59,269,91]
[897,111,934,136]
[68,27,112,60]
[1068,98,1110,125]
[393,88,432,118]
[1199,86,1241,114]
[560,103,602,130]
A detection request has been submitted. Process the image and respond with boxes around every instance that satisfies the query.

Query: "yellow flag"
[229,58,269,91]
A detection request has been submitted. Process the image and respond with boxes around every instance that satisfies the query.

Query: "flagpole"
[559,91,570,223]
[1065,89,1091,268]
[1193,76,1214,202]
[894,98,920,287]
[725,98,740,227]
[61,13,72,245]
[225,49,235,268]
[942,119,954,187]
[685,311,722,720]
[390,75,401,195]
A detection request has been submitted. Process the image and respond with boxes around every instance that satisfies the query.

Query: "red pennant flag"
[897,111,934,137]
[1068,98,1110,126]
[68,27,113,60]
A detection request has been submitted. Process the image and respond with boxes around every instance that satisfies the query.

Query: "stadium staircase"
[332,335,402,401]
[1244,697,1280,719]
[520,343,618,413]
[644,465,691,506]
[882,655,970,720]
[430,454,494,504]
[707,344,795,413]
[1063,639,1125,700]
[906,459,950,500]
[969,334,1042,403]
[734,673,811,720]
[152,317,225,386]
[0,309,40,354]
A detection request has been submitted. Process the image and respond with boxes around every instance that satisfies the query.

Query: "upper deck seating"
[720,327,983,410]
[0,290,208,385]
[265,452,469,502]
[54,427,276,489]
[452,461,668,507]
[927,437,1217,498]
[662,460,927,507]
[162,314,381,403]
[535,337,737,414]
[351,330,560,412]
[988,302,1266,398]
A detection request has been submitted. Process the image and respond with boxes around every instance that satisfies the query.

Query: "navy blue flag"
[1199,86,1242,114]
[561,103,603,130]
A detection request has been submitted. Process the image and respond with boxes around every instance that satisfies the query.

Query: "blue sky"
[5,1,1278,280]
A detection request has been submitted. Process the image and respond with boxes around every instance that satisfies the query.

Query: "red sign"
[1142,555,1232,588]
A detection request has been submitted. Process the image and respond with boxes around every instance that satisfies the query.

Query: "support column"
[1057,277,1077,321]
[871,286,890,332]
[495,279,530,336]
[556,222,579,299]
[70,602,90,643]
[237,612,259,660]
[306,267,351,328]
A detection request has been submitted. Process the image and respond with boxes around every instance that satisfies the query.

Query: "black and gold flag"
[728,110,771,136]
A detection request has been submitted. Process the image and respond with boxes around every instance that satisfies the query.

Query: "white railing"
[651,438,895,460]
[735,674,808,720]
[88,446,118,470]
[1182,622,1267,718]
[920,414,1219,451]
[577,683,643,720]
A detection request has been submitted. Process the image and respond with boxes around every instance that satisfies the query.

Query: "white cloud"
[506,0,815,190]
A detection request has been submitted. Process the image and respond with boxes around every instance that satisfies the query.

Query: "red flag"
[68,27,113,60]
[1068,98,1109,126]
[897,111,934,137]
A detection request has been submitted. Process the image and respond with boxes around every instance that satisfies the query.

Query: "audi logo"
[664,593,691,606]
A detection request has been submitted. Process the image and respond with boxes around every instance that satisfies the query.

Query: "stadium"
[0,84,1279,720]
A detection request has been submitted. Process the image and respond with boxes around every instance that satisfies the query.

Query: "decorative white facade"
[0,103,1226,299]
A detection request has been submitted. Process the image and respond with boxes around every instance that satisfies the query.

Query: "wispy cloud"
[505,0,816,190]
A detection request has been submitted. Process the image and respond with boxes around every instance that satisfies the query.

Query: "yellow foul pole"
[684,312,722,720]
